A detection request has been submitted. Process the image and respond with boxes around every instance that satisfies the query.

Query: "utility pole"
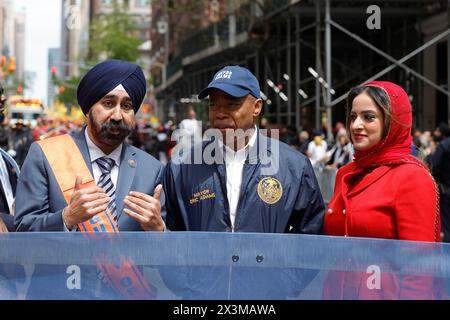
[447,4,450,126]
[315,0,321,131]
[163,1,169,87]
[325,0,333,143]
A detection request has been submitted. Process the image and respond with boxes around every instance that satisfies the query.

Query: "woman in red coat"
[323,81,441,299]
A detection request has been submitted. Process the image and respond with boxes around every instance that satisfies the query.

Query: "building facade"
[47,48,61,109]
[151,0,450,133]
[60,0,91,79]
[13,11,25,81]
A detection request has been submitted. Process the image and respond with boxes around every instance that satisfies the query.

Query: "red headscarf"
[349,81,421,170]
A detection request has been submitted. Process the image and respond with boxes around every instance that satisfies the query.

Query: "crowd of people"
[0,60,448,299]
[0,117,85,167]
[5,112,447,183]
[260,118,450,174]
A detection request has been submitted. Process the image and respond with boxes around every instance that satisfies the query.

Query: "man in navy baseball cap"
[163,63,325,240]
[197,65,263,151]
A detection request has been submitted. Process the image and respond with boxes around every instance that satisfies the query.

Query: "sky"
[14,0,62,104]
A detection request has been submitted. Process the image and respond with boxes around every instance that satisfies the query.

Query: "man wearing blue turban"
[15,59,166,232]
[10,61,166,300]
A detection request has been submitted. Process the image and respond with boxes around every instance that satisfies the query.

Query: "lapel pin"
[128,159,136,168]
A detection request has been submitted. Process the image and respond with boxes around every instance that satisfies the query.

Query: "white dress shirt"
[218,126,257,230]
[307,140,328,168]
[85,129,122,187]
[179,118,202,138]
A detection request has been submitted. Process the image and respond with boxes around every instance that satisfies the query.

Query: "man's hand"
[63,175,110,229]
[0,218,8,233]
[123,184,164,232]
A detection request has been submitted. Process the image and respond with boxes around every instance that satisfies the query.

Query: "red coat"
[323,162,441,299]
[325,162,440,242]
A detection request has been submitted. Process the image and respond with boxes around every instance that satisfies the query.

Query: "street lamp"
[307,67,335,95]
[150,60,166,87]
[266,78,288,101]
[259,91,272,105]
[298,89,308,99]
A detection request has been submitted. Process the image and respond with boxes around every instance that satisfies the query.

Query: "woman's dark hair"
[346,86,391,142]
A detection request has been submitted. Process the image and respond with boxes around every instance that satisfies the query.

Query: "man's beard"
[89,116,132,147]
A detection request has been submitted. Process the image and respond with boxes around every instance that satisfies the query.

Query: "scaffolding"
[153,0,450,138]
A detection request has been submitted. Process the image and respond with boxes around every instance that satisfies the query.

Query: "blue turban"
[77,59,146,115]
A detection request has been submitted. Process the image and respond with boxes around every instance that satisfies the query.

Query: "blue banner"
[0,232,449,299]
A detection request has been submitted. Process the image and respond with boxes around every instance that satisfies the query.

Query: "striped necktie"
[96,157,117,220]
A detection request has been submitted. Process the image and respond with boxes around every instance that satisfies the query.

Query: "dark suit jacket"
[14,127,165,231]
[0,149,19,231]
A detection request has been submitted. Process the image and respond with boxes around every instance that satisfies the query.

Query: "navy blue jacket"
[163,130,324,233]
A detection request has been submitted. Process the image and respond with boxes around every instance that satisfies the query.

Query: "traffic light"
[59,85,65,93]
[209,0,220,22]
[50,66,57,74]
[17,86,23,93]
[8,57,16,73]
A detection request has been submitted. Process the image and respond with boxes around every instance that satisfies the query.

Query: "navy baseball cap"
[198,65,260,99]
